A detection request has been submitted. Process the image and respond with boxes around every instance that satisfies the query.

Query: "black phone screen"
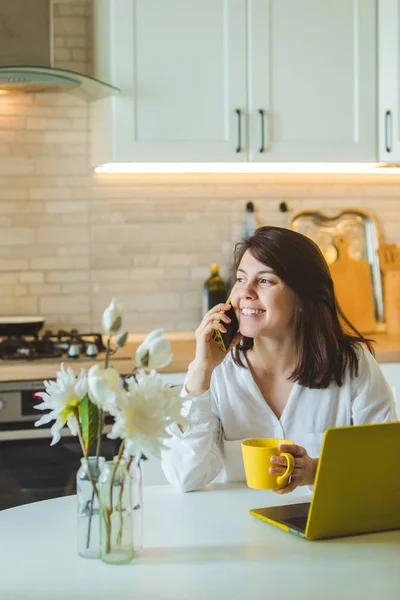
[212,304,239,351]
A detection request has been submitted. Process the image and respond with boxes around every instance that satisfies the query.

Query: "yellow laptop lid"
[305,422,400,540]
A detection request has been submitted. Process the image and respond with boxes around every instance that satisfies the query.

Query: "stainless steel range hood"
[0,0,120,101]
[0,66,120,101]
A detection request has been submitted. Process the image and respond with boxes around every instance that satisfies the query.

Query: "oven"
[0,380,119,511]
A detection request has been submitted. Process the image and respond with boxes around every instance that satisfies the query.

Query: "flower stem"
[117,454,134,545]
[74,408,101,551]
[105,336,111,369]
[101,337,116,556]
[117,480,124,546]
[110,440,125,512]
[96,409,104,459]
[84,408,104,549]
[104,440,125,555]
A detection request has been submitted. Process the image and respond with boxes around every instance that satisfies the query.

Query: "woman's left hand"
[270,443,318,494]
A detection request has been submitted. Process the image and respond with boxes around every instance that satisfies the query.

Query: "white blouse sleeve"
[351,348,398,424]
[161,381,224,492]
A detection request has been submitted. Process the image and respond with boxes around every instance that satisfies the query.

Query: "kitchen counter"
[1,331,400,383]
[0,332,196,383]
[370,332,400,362]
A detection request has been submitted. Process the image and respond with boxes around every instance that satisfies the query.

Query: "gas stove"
[0,330,106,361]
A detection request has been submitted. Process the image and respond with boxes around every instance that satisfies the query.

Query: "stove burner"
[0,330,105,361]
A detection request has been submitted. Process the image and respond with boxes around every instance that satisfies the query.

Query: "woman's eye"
[259,278,274,285]
[236,277,245,283]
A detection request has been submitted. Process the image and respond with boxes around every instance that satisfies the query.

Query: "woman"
[161,227,397,493]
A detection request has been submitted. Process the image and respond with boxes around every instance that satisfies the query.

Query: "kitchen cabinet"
[378,0,400,162]
[250,0,376,162]
[92,0,377,165]
[92,0,248,164]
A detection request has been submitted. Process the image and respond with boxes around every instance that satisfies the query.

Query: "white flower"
[102,298,124,336]
[135,329,172,370]
[34,364,88,445]
[107,370,186,457]
[87,365,125,411]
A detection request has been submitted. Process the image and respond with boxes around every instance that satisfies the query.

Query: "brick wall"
[0,0,399,334]
[53,0,92,75]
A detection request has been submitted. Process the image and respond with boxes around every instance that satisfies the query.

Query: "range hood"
[0,0,120,101]
[0,66,120,101]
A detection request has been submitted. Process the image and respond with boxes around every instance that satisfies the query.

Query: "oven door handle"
[0,424,112,442]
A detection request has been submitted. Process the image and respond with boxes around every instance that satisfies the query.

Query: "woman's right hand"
[185,303,242,396]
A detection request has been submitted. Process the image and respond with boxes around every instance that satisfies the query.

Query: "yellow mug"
[241,438,295,490]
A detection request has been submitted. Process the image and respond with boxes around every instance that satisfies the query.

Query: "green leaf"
[79,395,100,452]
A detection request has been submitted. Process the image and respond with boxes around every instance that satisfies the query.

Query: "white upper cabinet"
[92,0,247,164]
[249,0,377,162]
[92,0,377,165]
[378,0,400,162]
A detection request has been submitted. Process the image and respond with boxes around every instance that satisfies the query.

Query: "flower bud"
[102,298,124,336]
[115,331,128,348]
[135,328,172,370]
[88,365,124,411]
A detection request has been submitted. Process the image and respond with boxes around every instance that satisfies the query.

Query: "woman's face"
[230,250,299,339]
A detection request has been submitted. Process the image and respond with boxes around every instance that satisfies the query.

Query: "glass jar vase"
[76,456,105,559]
[99,458,134,565]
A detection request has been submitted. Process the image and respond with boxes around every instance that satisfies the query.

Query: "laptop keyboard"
[280,515,308,531]
[251,502,310,533]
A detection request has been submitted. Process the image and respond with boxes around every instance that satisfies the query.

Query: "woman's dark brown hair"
[232,226,374,388]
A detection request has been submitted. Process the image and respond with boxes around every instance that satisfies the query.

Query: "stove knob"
[68,344,80,359]
[86,344,98,358]
[0,399,4,411]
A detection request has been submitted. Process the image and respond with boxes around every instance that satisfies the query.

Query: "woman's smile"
[240,308,266,316]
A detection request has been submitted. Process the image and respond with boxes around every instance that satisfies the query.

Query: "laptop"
[249,422,400,540]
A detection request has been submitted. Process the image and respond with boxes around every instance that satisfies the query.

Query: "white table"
[1,484,399,600]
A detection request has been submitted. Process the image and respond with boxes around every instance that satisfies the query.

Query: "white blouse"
[161,346,397,492]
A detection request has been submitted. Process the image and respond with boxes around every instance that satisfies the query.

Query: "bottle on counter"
[202,263,227,316]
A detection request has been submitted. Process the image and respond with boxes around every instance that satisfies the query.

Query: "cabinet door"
[249,0,377,162]
[95,0,247,163]
[378,0,400,162]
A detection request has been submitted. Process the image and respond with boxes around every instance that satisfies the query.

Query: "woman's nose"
[240,282,257,299]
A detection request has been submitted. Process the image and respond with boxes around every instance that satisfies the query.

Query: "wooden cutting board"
[329,235,376,333]
[378,243,400,334]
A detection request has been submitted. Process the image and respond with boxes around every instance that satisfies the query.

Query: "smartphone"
[212,299,239,352]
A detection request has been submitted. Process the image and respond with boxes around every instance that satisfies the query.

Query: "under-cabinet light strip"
[94,162,400,174]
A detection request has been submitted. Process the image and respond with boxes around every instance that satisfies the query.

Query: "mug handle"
[276,452,295,485]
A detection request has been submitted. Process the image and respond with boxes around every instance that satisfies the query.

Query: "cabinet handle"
[259,109,266,153]
[235,108,242,153]
[385,110,392,153]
